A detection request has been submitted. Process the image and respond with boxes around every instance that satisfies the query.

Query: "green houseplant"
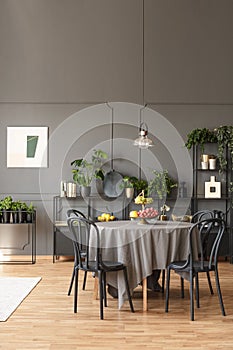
[148,170,177,199]
[120,176,135,198]
[0,196,13,223]
[214,125,233,173]
[185,128,217,153]
[26,202,35,223]
[11,200,23,223]
[185,125,233,174]
[71,149,108,196]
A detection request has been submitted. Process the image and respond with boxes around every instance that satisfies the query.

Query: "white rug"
[0,277,41,321]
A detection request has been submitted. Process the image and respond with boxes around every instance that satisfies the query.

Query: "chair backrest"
[67,209,86,219]
[67,216,100,271]
[191,210,214,223]
[191,209,225,223]
[190,218,226,269]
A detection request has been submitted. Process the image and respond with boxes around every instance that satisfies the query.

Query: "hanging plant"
[185,128,217,153]
[214,126,233,173]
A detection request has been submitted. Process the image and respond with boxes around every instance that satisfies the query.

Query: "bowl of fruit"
[137,207,159,224]
[130,207,159,224]
[97,213,116,222]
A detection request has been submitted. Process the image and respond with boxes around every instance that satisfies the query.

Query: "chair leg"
[180,277,184,298]
[123,268,134,313]
[68,267,75,296]
[103,272,107,307]
[82,271,87,290]
[98,271,104,320]
[195,273,200,308]
[74,268,79,313]
[190,271,194,321]
[214,268,226,316]
[206,271,214,295]
[165,268,170,313]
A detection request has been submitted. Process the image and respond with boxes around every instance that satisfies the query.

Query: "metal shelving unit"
[191,144,232,259]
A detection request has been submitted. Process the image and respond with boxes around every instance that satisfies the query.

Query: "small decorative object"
[208,155,217,170]
[60,181,67,197]
[205,176,221,198]
[201,161,209,170]
[172,214,192,222]
[178,181,187,198]
[160,204,170,221]
[66,182,77,198]
[200,154,209,169]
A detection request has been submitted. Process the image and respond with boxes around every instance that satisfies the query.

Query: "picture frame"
[7,126,48,168]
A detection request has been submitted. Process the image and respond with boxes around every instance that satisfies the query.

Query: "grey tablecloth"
[91,220,198,308]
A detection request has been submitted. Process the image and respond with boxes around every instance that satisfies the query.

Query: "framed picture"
[7,126,48,168]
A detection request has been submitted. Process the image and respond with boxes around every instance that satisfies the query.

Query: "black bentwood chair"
[67,216,135,320]
[66,209,87,295]
[165,217,226,321]
[190,210,225,296]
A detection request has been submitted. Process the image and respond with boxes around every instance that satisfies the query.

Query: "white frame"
[7,126,48,168]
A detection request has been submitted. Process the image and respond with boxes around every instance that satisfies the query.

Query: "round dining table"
[91,219,199,310]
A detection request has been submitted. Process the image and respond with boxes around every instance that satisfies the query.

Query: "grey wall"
[0,0,232,254]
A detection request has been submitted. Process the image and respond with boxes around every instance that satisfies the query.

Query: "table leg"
[142,278,147,311]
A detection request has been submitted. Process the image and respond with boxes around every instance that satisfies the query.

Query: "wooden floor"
[1,257,233,350]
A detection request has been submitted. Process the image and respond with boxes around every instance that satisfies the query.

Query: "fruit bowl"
[135,207,159,224]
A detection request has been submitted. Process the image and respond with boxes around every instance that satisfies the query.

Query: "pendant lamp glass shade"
[133,122,153,149]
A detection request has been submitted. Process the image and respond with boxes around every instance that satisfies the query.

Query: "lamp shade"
[133,122,153,149]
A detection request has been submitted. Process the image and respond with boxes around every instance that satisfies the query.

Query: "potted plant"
[148,170,177,199]
[71,149,108,197]
[11,200,23,223]
[132,178,148,196]
[18,201,28,223]
[26,202,35,223]
[0,196,13,223]
[120,176,135,198]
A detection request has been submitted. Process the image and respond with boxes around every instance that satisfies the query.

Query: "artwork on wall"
[7,126,48,168]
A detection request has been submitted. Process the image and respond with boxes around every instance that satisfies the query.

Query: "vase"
[125,188,134,199]
[80,186,91,197]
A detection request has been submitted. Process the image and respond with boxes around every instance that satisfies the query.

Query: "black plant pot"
[26,213,33,223]
[18,210,27,223]
[12,211,19,224]
[2,210,11,223]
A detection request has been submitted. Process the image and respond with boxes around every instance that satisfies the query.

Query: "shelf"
[193,197,230,200]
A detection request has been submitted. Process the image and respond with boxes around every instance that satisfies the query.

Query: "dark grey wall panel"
[0,0,232,255]
[149,104,233,140]
[0,0,142,103]
[145,0,233,103]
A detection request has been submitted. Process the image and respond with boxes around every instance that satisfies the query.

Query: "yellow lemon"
[129,210,138,218]
[110,215,115,221]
